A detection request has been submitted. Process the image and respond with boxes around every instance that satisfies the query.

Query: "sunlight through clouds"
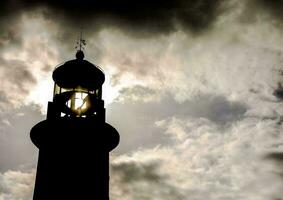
[0,0,283,200]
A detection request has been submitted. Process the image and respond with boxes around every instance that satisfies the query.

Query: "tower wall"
[31,118,119,200]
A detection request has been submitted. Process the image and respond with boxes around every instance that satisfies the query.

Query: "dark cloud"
[0,57,36,100]
[243,0,283,27]
[256,0,283,20]
[274,83,283,100]
[112,161,163,183]
[266,152,283,162]
[265,152,283,191]
[0,15,23,47]
[111,160,185,200]
[0,0,226,36]
[117,88,247,124]
[108,91,247,153]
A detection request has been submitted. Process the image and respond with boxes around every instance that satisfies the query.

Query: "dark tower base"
[31,118,119,200]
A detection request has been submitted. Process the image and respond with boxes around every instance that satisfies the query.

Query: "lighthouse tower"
[30,40,119,200]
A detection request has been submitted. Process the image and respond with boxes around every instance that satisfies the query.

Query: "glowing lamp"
[49,50,105,119]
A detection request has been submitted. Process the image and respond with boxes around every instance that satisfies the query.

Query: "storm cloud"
[0,0,227,36]
[256,0,283,21]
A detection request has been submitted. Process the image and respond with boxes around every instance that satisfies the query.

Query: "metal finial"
[75,29,86,59]
[76,50,84,60]
[79,30,86,51]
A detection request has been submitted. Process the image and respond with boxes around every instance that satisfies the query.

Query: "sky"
[0,0,283,199]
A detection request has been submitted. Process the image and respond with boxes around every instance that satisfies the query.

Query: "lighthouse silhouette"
[30,38,119,200]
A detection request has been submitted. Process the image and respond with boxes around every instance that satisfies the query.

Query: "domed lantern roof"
[52,51,105,90]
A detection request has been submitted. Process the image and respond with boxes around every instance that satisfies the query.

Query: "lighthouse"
[30,39,119,199]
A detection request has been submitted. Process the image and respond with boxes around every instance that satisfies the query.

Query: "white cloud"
[82,0,283,107]
[111,114,283,200]
[0,170,35,200]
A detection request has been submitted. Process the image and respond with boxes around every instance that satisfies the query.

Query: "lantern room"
[48,50,105,119]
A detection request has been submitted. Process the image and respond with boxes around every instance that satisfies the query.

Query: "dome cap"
[53,54,105,90]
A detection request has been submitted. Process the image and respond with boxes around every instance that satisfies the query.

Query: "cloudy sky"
[1,0,283,199]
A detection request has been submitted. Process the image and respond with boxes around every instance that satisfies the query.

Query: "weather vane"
[75,30,86,51]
